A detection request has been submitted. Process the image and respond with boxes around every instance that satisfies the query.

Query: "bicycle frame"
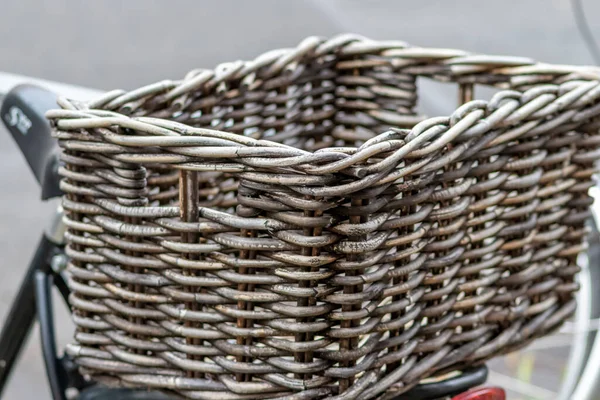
[0,206,75,399]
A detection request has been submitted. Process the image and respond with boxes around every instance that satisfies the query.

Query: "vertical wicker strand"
[236,231,248,383]
[387,208,409,374]
[124,165,148,355]
[352,199,367,369]
[179,169,201,378]
[244,232,257,381]
[457,83,482,344]
[459,83,474,105]
[235,184,258,383]
[294,205,313,377]
[339,197,365,393]
[294,197,322,380]
[237,227,257,383]
[306,201,323,380]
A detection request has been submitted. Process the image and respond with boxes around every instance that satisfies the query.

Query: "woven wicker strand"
[48,34,600,399]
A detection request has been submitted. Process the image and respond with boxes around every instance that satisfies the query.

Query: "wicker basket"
[48,34,600,399]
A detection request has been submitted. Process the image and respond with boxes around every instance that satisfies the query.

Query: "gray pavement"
[0,1,599,398]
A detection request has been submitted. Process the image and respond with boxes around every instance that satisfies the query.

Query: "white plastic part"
[0,71,103,101]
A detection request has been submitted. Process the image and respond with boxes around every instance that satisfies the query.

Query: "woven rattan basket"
[48,34,600,399]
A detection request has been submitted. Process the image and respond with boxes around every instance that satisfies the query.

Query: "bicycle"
[1,32,600,400]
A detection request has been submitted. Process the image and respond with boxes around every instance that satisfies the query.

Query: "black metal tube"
[54,272,71,311]
[35,271,66,400]
[0,235,54,396]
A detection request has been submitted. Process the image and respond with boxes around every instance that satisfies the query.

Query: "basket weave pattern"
[49,35,600,399]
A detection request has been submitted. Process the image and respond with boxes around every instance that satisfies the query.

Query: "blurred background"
[1,1,600,398]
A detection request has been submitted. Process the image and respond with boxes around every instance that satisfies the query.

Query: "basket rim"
[46,34,600,199]
[47,80,600,157]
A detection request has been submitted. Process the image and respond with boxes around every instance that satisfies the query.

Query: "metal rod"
[0,235,54,396]
[35,270,67,400]
[53,272,72,311]
[458,83,474,104]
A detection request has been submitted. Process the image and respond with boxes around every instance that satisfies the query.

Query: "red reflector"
[451,387,506,400]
